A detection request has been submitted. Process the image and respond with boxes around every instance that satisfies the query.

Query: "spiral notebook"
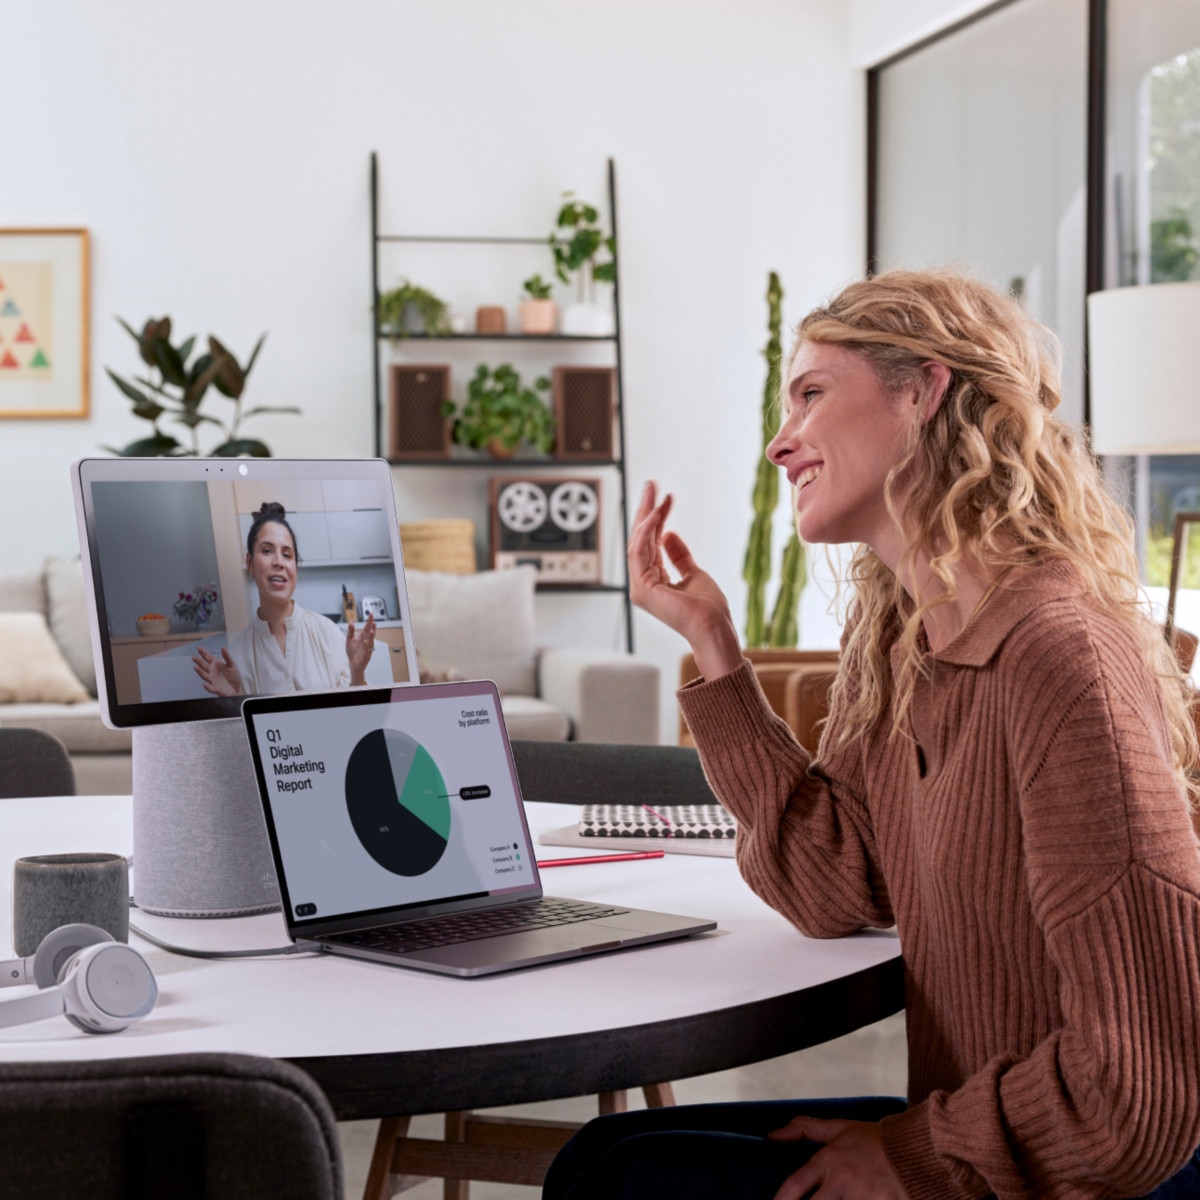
[538,803,738,858]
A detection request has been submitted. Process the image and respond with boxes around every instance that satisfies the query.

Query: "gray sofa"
[0,560,660,795]
[0,559,133,795]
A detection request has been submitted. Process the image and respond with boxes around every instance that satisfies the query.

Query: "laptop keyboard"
[323,898,630,954]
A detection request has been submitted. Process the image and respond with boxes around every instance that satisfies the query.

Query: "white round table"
[0,796,903,1120]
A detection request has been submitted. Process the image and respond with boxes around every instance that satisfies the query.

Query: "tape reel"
[490,477,601,583]
[497,480,599,535]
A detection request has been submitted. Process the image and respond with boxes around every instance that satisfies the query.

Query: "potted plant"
[549,193,616,335]
[105,316,295,457]
[377,281,451,337]
[445,363,554,457]
[518,274,557,335]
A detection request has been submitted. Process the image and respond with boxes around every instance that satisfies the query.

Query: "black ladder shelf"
[369,152,634,652]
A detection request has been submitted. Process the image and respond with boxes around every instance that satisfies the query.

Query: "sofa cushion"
[0,569,44,615]
[0,702,132,754]
[0,613,91,705]
[404,567,537,696]
[499,695,571,741]
[44,556,97,697]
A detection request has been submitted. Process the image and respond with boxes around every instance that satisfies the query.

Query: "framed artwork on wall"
[0,227,89,418]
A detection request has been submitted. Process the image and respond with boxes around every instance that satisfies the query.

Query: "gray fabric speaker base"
[132,719,281,917]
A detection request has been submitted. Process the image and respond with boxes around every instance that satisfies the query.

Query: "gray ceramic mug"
[12,853,129,957]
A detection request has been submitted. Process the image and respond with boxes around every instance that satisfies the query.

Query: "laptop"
[241,679,716,977]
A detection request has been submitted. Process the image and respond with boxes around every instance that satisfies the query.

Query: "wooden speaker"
[553,367,616,459]
[388,364,451,459]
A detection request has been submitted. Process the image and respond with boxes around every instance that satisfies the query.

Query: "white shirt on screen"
[227,603,350,695]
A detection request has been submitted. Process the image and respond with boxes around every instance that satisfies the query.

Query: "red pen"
[537,851,665,867]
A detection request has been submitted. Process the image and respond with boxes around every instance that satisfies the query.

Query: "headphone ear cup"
[30,924,115,989]
[57,943,157,1034]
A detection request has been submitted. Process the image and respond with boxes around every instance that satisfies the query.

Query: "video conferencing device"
[242,679,716,977]
[71,457,417,916]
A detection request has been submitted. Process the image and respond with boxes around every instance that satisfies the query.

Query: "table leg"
[444,1111,469,1200]
[364,1115,412,1200]
[598,1090,628,1115]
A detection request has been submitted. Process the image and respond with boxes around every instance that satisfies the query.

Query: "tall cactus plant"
[743,272,806,648]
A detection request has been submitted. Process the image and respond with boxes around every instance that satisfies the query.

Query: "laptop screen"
[242,680,541,934]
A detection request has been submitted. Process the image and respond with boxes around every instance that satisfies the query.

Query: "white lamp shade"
[1087,281,1200,455]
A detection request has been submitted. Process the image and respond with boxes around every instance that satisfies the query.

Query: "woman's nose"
[766,414,800,467]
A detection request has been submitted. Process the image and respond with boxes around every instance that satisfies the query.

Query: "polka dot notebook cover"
[578,803,737,840]
[536,803,737,858]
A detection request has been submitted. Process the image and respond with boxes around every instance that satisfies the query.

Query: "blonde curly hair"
[792,268,1198,801]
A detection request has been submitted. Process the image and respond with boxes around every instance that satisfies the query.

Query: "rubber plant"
[743,272,806,647]
[105,317,294,457]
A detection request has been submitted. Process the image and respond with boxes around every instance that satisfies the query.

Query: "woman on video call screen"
[192,501,377,696]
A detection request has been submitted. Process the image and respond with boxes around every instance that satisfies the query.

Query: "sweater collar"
[924,560,1085,668]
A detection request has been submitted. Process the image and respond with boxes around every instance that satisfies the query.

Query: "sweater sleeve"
[678,660,893,937]
[882,623,1200,1200]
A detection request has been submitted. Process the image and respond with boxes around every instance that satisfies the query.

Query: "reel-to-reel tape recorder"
[489,476,601,583]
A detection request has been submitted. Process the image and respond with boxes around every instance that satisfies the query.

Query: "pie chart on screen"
[345,728,451,876]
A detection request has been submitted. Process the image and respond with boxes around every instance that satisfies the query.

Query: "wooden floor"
[336,1011,908,1200]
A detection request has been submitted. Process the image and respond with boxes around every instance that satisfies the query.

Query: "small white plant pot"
[560,303,614,336]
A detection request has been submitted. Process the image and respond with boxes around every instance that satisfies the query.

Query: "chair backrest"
[0,727,76,798]
[0,1052,342,1200]
[511,739,716,807]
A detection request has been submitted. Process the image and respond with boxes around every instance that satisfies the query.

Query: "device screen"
[245,682,539,929]
[74,460,415,726]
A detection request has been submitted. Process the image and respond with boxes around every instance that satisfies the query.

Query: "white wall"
[848,0,998,66]
[3,0,864,741]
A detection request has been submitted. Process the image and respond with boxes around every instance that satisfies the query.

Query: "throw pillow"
[43,556,97,696]
[0,568,44,614]
[0,612,91,704]
[404,566,537,695]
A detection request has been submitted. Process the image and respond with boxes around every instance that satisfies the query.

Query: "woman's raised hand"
[629,482,743,681]
[191,646,246,697]
[345,613,377,686]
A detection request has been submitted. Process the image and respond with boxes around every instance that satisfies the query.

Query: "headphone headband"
[0,986,65,1029]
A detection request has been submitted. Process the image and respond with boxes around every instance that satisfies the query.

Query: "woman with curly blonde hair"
[543,269,1200,1200]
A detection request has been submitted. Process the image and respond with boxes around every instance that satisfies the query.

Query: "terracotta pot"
[487,438,518,459]
[475,306,507,334]
[518,299,557,335]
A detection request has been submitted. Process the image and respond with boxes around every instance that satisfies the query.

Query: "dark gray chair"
[0,727,76,798]
[510,739,715,807]
[0,1052,342,1200]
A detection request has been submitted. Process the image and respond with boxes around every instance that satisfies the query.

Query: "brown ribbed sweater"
[678,562,1200,1200]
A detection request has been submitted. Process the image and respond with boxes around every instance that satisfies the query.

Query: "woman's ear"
[916,361,952,424]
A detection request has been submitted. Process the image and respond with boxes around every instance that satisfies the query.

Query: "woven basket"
[399,519,477,574]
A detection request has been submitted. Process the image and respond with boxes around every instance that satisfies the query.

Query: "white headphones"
[0,924,157,1034]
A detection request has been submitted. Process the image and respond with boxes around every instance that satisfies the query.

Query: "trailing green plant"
[105,316,292,457]
[743,272,806,647]
[522,273,554,301]
[445,363,554,454]
[377,280,451,336]
[549,193,616,296]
